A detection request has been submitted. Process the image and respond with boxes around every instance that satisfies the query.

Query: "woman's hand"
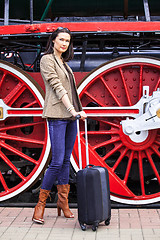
[77,111,87,121]
[70,109,87,121]
[61,94,87,120]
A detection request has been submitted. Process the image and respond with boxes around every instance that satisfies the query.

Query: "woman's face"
[53,32,71,55]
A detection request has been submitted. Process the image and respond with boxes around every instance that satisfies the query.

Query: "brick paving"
[0,207,159,240]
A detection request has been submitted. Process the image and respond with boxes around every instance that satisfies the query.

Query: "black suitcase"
[76,117,111,231]
[77,165,111,231]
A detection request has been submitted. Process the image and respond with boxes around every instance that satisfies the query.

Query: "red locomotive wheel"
[0,60,50,201]
[72,56,160,205]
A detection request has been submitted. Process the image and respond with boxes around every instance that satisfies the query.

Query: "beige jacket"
[40,53,82,118]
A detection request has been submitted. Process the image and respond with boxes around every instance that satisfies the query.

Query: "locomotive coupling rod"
[0,99,43,121]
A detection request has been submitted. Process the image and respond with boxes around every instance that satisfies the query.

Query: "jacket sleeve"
[40,55,67,100]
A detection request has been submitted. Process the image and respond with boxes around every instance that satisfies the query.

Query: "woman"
[32,27,87,224]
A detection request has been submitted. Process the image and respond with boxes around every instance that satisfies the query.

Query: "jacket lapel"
[53,53,71,81]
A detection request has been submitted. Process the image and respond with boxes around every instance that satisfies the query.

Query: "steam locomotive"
[0,0,160,205]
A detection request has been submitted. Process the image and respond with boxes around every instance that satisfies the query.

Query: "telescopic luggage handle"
[76,115,89,169]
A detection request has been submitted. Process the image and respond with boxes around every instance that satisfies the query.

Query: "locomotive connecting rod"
[121,87,160,135]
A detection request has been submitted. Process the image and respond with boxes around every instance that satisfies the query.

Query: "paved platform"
[0,207,159,240]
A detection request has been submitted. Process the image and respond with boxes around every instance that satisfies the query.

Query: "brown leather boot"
[32,188,51,224]
[57,184,74,218]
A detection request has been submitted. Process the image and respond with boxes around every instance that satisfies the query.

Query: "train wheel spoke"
[23,100,39,108]
[146,149,160,184]
[92,136,121,151]
[0,171,9,192]
[154,76,160,91]
[84,90,104,106]
[151,144,160,158]
[139,65,143,99]
[0,141,38,165]
[101,119,120,128]
[100,76,122,106]
[138,151,145,196]
[0,72,6,89]
[119,67,132,106]
[123,151,134,184]
[102,142,123,162]
[0,133,45,145]
[3,82,26,106]
[112,147,128,171]
[0,121,44,132]
[0,151,26,181]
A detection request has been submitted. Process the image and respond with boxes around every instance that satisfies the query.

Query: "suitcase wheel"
[79,222,86,231]
[92,223,98,231]
[105,217,111,226]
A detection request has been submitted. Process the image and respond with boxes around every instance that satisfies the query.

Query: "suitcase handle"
[76,115,89,169]
[85,164,94,168]
[75,114,81,119]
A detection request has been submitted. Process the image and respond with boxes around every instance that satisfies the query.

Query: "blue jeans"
[41,119,77,190]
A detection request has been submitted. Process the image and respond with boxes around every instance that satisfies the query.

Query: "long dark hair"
[44,27,74,62]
